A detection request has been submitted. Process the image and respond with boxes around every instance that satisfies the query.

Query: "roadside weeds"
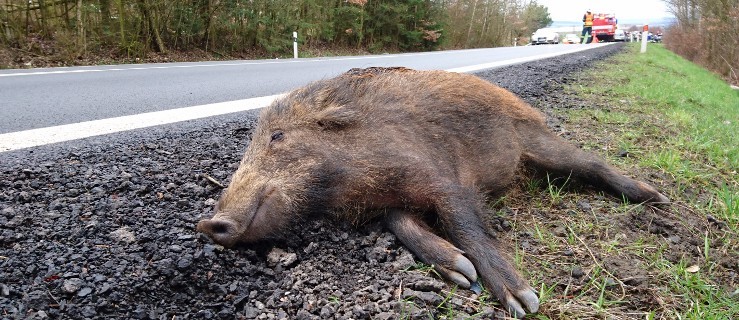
[490,43,738,319]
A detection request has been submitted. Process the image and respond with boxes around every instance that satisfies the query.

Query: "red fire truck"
[592,13,618,42]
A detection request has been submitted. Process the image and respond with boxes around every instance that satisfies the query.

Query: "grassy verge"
[395,44,737,319]
[512,43,738,319]
[570,44,738,225]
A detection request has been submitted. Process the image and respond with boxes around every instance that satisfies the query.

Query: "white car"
[563,33,581,44]
[530,28,560,45]
[614,29,626,42]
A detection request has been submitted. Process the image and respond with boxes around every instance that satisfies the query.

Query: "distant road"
[0,43,612,151]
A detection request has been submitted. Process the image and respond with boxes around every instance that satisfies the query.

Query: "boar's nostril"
[197,219,237,245]
[209,220,233,235]
[210,220,231,235]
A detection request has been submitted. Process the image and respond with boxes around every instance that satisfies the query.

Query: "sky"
[535,0,672,23]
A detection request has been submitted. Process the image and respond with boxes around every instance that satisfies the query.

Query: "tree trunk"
[38,0,49,36]
[117,0,125,46]
[138,0,166,53]
[150,5,166,53]
[356,4,364,49]
[100,0,112,36]
[63,0,71,28]
[25,0,30,37]
[203,0,212,51]
[466,0,478,48]
[479,0,489,47]
[77,0,85,54]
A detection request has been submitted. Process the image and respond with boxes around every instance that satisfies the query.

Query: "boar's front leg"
[434,186,540,318]
[386,209,478,288]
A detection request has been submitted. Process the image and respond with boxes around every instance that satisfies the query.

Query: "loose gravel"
[1,44,625,319]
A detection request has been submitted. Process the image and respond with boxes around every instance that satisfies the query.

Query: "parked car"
[613,29,626,42]
[530,28,560,45]
[563,33,581,44]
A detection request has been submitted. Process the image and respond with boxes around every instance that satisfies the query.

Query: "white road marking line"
[0,44,609,152]
[0,50,453,78]
[0,94,284,152]
[446,45,600,73]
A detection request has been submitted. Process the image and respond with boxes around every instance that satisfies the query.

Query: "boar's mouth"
[197,185,281,247]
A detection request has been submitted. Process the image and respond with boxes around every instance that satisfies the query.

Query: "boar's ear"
[315,105,358,131]
[311,87,358,130]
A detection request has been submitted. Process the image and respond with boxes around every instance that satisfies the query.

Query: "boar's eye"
[270,130,285,143]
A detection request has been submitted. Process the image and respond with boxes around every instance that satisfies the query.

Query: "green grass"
[550,43,739,319]
[545,173,571,206]
[564,44,738,224]
[599,44,737,227]
[398,44,737,319]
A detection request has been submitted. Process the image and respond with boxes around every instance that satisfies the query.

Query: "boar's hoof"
[435,254,478,289]
[655,193,670,204]
[196,218,238,247]
[508,288,539,318]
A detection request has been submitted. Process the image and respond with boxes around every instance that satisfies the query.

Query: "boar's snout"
[197,183,292,246]
[197,218,239,247]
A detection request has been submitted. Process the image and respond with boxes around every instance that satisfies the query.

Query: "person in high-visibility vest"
[581,9,594,44]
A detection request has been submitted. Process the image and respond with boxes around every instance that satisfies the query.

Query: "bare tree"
[663,0,738,84]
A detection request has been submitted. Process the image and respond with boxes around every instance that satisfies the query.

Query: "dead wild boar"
[197,67,668,318]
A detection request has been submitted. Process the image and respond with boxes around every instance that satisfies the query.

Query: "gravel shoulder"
[0,44,661,319]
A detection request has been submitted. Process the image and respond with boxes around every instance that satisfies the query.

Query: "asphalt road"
[0,44,610,137]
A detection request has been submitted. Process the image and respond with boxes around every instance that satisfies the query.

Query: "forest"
[0,0,552,66]
[662,0,738,85]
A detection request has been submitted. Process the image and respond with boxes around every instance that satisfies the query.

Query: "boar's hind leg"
[520,125,669,204]
[434,188,539,318]
[386,209,478,288]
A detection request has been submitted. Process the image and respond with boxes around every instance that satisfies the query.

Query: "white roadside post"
[293,31,298,59]
[640,24,648,53]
